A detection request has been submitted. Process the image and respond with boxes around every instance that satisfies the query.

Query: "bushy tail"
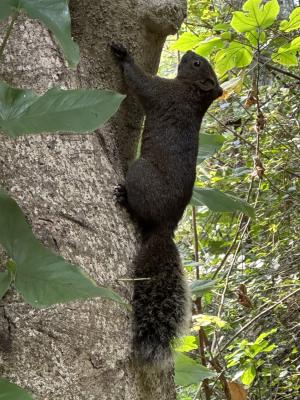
[132,227,190,367]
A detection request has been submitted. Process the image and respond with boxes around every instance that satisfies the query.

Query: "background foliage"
[159,0,300,399]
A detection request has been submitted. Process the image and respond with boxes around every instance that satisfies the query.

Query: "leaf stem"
[0,11,19,62]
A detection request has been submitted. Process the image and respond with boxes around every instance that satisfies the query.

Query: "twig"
[192,206,200,280]
[217,218,250,318]
[215,288,300,358]
[261,60,300,82]
[212,178,255,280]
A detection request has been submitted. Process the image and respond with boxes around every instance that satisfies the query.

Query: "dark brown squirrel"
[111,43,222,367]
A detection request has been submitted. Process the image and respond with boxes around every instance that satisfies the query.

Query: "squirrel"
[111,43,222,367]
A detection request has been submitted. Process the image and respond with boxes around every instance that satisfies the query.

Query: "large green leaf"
[174,352,217,386]
[271,37,300,66]
[0,271,12,299]
[0,0,79,67]
[231,0,280,33]
[190,279,215,298]
[175,336,198,353]
[198,134,226,164]
[194,37,224,57]
[170,32,206,52]
[0,377,33,400]
[215,42,253,75]
[280,7,300,32]
[0,188,125,307]
[0,81,125,137]
[191,187,255,218]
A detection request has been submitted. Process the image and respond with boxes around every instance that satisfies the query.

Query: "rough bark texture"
[0,1,186,399]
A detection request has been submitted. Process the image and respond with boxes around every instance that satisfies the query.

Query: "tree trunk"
[0,1,186,399]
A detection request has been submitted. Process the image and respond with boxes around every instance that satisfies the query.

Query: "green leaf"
[280,7,300,32]
[254,328,277,344]
[251,341,277,356]
[215,42,253,75]
[0,271,12,299]
[194,37,224,57]
[191,187,255,218]
[0,1,15,20]
[214,23,231,31]
[241,364,256,385]
[193,314,227,329]
[0,0,80,67]
[198,134,226,164]
[272,37,300,66]
[0,81,125,137]
[174,352,217,386]
[245,30,266,47]
[0,377,33,400]
[231,0,280,33]
[170,32,205,52]
[220,32,232,41]
[0,188,125,307]
[190,279,215,297]
[175,336,198,352]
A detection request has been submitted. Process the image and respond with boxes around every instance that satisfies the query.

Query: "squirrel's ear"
[196,78,216,92]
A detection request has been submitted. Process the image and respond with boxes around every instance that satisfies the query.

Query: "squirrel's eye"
[194,60,201,67]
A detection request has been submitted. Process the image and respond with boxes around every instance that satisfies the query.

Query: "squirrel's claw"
[113,184,128,205]
[111,43,128,61]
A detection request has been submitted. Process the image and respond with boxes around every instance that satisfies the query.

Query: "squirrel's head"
[177,51,223,100]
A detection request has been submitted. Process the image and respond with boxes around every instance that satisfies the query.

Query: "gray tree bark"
[0,1,186,399]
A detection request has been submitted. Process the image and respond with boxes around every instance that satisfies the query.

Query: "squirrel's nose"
[217,86,223,97]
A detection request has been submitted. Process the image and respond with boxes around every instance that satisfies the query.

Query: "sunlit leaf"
[220,32,232,41]
[214,23,231,31]
[272,37,300,66]
[194,37,224,57]
[170,32,206,52]
[0,0,80,67]
[0,81,125,137]
[192,314,227,329]
[215,42,253,75]
[191,187,255,218]
[251,341,277,356]
[174,352,217,386]
[0,188,125,307]
[241,364,256,385]
[231,0,280,33]
[245,30,266,46]
[175,336,198,352]
[0,377,33,400]
[280,7,300,32]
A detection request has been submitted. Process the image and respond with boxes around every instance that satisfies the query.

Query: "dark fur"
[111,43,222,366]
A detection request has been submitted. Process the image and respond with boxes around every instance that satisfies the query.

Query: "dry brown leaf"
[219,76,244,100]
[236,284,253,308]
[252,156,265,179]
[228,381,248,400]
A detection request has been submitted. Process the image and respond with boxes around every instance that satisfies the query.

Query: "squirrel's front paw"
[111,43,128,61]
[113,184,128,206]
